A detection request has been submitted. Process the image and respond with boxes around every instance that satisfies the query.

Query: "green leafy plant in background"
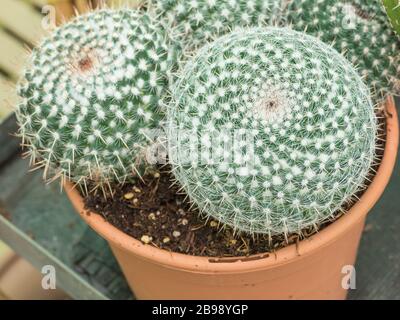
[16,9,178,190]
[148,0,284,51]
[167,27,377,236]
[286,0,400,104]
[383,0,400,36]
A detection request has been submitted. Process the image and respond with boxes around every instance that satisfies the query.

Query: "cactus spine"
[167,27,377,236]
[16,9,178,188]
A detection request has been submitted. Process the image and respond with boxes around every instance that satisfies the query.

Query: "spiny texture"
[168,28,377,236]
[16,9,178,187]
[383,0,400,36]
[149,0,283,50]
[286,0,400,104]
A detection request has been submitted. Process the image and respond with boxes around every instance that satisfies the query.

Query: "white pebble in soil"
[172,231,181,238]
[141,235,152,244]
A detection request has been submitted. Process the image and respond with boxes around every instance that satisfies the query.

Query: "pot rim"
[65,97,399,274]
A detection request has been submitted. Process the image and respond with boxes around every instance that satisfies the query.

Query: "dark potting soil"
[83,113,387,257]
[84,167,299,257]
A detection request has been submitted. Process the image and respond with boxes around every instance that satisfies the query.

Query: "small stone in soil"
[148,213,156,220]
[124,192,134,200]
[163,237,170,243]
[173,231,181,238]
[141,235,152,244]
[133,186,141,193]
[210,221,218,227]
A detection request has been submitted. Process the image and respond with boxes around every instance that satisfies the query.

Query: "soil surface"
[83,113,386,257]
[84,166,307,257]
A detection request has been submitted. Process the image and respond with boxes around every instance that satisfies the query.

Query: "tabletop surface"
[0,99,399,300]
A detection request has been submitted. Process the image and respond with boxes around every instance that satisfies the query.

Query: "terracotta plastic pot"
[65,97,398,300]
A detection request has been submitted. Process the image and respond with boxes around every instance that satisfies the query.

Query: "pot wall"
[110,217,365,299]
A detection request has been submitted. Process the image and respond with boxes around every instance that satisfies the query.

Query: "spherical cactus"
[16,9,178,187]
[286,0,400,104]
[149,0,283,50]
[167,27,377,236]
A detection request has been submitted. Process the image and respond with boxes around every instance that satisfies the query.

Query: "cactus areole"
[16,9,178,188]
[168,27,377,236]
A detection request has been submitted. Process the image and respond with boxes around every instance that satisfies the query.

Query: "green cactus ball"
[149,0,283,50]
[286,0,400,104]
[16,9,178,187]
[168,27,377,236]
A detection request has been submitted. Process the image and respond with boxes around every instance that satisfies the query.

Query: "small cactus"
[286,0,400,104]
[149,0,283,50]
[167,27,377,236]
[16,9,178,188]
[383,0,400,36]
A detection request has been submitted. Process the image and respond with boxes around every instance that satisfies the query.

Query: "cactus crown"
[167,27,377,236]
[16,9,178,188]
[149,0,283,51]
[286,0,400,104]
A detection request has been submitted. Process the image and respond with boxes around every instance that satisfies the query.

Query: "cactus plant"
[16,9,178,188]
[149,0,283,50]
[383,0,400,36]
[167,27,377,236]
[286,0,400,104]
